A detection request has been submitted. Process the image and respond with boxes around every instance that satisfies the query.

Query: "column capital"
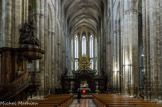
[113,30,120,34]
[125,9,138,15]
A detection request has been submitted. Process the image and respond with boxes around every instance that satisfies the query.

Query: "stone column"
[105,20,111,88]
[142,0,151,100]
[97,30,101,74]
[35,0,40,73]
[44,1,49,94]
[60,30,62,74]
[58,27,62,86]
[117,29,120,92]
[48,30,52,90]
[51,8,55,92]
[103,30,106,71]
[113,28,120,92]
[0,1,2,84]
[113,30,117,91]
[159,0,162,100]
[130,9,139,96]
[22,0,29,22]
[54,11,57,88]
[39,0,45,96]
[148,0,160,100]
[54,1,59,89]
[51,31,55,90]
[100,26,103,73]
[1,0,12,47]
[122,0,139,96]
[1,0,6,47]
[55,23,60,88]
[142,0,161,100]
[11,0,21,48]
[0,0,2,46]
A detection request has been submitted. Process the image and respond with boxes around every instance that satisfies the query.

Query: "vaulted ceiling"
[63,0,104,34]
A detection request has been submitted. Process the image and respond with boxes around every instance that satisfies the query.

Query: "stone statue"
[19,19,40,47]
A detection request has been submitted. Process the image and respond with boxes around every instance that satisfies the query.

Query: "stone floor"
[69,99,96,107]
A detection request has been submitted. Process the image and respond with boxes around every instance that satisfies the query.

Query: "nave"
[1,0,162,104]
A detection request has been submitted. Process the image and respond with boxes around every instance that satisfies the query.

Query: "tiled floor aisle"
[69,99,96,107]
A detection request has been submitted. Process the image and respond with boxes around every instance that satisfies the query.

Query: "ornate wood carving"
[19,19,40,47]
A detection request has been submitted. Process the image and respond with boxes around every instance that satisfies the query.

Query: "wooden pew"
[5,94,73,107]
[93,94,162,107]
[33,94,73,107]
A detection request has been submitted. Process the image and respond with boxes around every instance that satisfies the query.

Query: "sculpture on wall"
[19,19,40,47]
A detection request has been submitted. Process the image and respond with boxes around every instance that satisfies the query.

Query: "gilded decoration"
[78,55,90,70]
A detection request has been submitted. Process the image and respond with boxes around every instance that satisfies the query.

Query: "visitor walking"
[77,90,81,103]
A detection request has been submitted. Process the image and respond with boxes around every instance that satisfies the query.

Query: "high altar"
[61,55,107,93]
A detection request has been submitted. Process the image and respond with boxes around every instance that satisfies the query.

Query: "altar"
[61,56,107,93]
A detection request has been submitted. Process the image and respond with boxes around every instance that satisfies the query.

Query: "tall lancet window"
[75,35,78,70]
[75,60,78,70]
[75,35,78,58]
[82,34,86,55]
[90,35,93,58]
[90,59,94,70]
[90,35,94,70]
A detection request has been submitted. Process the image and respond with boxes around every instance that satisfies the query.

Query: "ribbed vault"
[63,0,104,34]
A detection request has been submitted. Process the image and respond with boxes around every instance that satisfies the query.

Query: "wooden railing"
[0,73,29,100]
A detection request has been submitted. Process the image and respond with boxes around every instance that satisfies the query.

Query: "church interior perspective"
[1,0,162,107]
